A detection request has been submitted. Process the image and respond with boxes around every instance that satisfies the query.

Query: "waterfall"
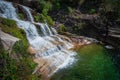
[0,1,18,19]
[51,27,58,35]
[0,0,76,76]
[35,23,53,36]
[20,5,34,22]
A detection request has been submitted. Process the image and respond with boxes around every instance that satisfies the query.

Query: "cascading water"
[20,5,34,22]
[0,0,76,76]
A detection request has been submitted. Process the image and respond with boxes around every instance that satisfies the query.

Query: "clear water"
[51,44,120,80]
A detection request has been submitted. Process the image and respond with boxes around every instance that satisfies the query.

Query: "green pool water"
[51,44,120,80]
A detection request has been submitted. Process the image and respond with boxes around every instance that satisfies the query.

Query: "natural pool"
[51,44,120,80]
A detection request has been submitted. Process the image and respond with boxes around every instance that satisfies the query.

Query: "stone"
[0,30,20,53]
[27,46,37,54]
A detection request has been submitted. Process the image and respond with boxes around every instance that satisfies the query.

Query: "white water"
[0,0,76,76]
[20,5,34,22]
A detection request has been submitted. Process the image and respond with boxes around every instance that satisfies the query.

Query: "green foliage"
[67,7,73,14]
[0,50,18,80]
[0,42,39,79]
[0,17,39,79]
[18,13,24,20]
[0,51,40,80]
[89,8,96,14]
[0,17,28,49]
[55,2,61,10]
[1,18,16,27]
[39,14,54,26]
[42,1,52,16]
[37,0,52,16]
[39,14,46,22]
[59,24,67,32]
[36,0,54,25]
[34,15,40,22]
[46,15,54,26]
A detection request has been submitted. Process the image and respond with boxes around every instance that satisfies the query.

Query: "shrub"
[46,15,54,26]
[59,24,67,32]
[38,0,52,16]
[34,15,40,22]
[89,8,96,14]
[67,7,73,14]
[39,14,54,26]
[0,50,18,80]
[42,1,52,15]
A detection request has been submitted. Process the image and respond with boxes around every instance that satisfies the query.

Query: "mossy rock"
[0,17,28,48]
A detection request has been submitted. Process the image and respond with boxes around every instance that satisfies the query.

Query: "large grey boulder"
[0,30,20,53]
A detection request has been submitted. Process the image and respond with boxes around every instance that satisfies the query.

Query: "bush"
[67,7,73,14]
[89,8,96,14]
[34,15,40,22]
[0,50,18,80]
[38,0,52,16]
[59,24,67,32]
[46,15,54,26]
[39,14,54,26]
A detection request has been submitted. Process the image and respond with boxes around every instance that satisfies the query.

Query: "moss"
[0,17,28,48]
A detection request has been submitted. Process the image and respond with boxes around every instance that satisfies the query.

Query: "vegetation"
[0,17,39,79]
[59,24,67,32]
[34,14,54,26]
[18,13,25,20]
[0,44,39,80]
[0,17,28,49]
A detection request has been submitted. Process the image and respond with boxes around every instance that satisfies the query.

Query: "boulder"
[0,30,20,53]
[27,46,37,54]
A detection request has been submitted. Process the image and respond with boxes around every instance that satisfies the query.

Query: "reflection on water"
[51,44,120,80]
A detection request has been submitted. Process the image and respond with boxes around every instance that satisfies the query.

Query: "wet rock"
[27,46,37,54]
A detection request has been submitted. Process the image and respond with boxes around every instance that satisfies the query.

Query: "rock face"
[51,10,120,50]
[0,30,20,53]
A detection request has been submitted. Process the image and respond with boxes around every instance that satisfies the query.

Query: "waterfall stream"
[0,0,76,76]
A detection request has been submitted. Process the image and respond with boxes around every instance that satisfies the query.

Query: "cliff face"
[49,9,120,50]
